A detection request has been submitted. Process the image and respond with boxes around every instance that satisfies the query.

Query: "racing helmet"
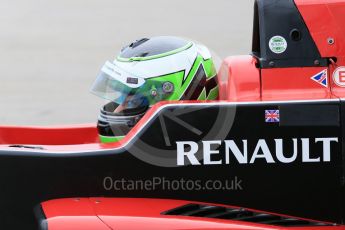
[91,36,219,143]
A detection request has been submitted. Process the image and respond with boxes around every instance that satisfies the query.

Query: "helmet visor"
[91,60,183,110]
[90,61,149,109]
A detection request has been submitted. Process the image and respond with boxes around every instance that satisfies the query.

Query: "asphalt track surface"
[0,0,254,125]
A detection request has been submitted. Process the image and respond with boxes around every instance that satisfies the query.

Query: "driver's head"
[91,36,219,143]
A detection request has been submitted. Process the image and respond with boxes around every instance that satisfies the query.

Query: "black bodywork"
[0,100,343,229]
[252,0,328,68]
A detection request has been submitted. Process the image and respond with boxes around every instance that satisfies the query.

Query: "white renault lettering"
[176,137,338,166]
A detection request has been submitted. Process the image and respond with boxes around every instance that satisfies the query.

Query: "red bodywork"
[221,0,345,101]
[41,198,343,230]
[295,0,345,98]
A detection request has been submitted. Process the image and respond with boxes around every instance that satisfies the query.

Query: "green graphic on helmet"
[91,36,219,143]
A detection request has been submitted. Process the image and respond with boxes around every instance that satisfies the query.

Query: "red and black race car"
[0,0,345,229]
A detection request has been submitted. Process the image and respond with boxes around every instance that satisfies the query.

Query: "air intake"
[162,204,332,227]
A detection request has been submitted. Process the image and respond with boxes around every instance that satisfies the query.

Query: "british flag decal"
[265,110,280,123]
[311,69,328,87]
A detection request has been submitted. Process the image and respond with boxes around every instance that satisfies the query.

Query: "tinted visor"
[90,61,149,109]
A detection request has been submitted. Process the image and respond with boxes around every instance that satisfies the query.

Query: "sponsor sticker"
[126,77,138,84]
[162,81,174,93]
[265,110,280,123]
[332,66,345,87]
[269,36,287,54]
[311,69,328,87]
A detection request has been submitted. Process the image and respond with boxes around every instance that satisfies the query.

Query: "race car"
[0,0,344,229]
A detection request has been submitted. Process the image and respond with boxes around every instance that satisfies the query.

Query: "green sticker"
[269,36,287,54]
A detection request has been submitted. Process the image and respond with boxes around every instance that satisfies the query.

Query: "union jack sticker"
[265,110,280,123]
[311,69,328,87]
